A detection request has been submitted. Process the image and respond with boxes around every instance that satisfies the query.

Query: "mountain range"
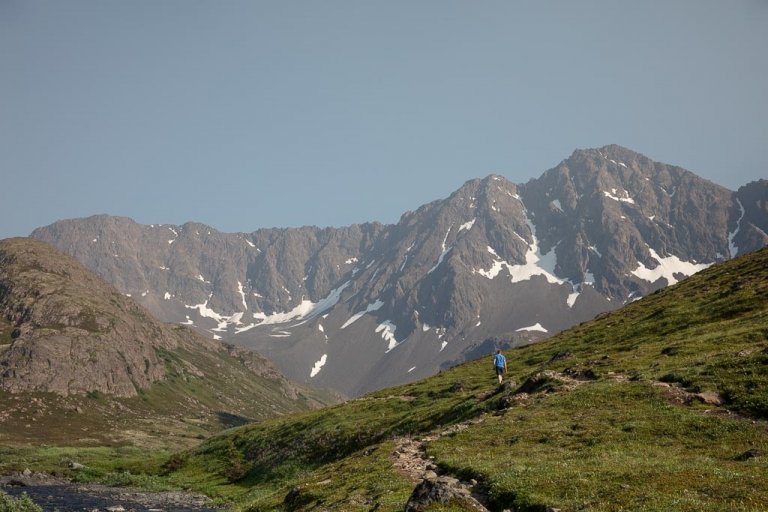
[30,145,768,396]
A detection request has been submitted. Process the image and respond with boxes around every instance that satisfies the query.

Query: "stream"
[2,474,218,512]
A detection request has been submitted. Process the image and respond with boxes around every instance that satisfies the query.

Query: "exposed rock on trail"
[393,422,489,511]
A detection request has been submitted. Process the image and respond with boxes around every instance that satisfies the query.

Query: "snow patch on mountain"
[237,281,247,310]
[231,281,353,333]
[603,189,635,204]
[399,255,409,273]
[458,219,476,232]
[566,290,579,307]
[213,312,244,331]
[341,299,384,329]
[631,248,710,285]
[474,208,562,285]
[310,354,327,378]
[185,294,247,332]
[248,281,351,327]
[516,323,548,333]
[565,272,595,308]
[185,294,224,321]
[729,199,745,258]
[376,321,399,351]
[428,229,453,274]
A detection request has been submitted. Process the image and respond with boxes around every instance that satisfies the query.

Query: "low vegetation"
[2,248,767,511]
[0,491,42,512]
[0,338,334,448]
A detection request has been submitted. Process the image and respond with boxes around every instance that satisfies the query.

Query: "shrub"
[0,491,43,512]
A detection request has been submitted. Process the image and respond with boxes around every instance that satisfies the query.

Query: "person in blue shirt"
[493,349,507,384]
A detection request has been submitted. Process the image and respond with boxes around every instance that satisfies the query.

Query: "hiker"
[493,349,507,384]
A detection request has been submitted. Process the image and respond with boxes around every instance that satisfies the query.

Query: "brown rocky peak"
[0,237,178,396]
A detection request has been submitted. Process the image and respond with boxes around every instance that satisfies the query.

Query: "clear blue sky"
[1,1,766,240]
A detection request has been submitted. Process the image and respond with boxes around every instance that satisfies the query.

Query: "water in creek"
[2,483,218,512]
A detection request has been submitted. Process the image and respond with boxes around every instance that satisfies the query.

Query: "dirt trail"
[390,371,610,511]
[393,420,490,511]
[392,369,738,511]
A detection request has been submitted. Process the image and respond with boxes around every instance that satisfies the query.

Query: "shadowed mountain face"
[0,238,334,445]
[30,145,768,396]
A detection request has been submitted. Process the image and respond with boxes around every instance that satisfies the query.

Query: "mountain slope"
[30,145,768,395]
[143,246,768,511]
[0,238,335,446]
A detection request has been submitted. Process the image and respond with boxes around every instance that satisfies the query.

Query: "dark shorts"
[495,366,505,376]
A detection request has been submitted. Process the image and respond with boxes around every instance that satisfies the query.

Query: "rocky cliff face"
[0,238,179,396]
[734,179,768,255]
[0,238,323,407]
[30,145,768,396]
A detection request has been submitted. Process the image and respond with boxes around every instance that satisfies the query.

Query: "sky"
[1,1,766,240]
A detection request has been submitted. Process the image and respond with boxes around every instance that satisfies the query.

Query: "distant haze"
[1,1,766,240]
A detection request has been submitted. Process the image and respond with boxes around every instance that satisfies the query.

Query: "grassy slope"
[0,331,335,448]
[5,248,767,511]
[154,247,767,511]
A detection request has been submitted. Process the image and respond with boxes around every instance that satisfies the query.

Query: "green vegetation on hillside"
[0,490,42,512]
[150,247,766,511]
[0,338,334,448]
[3,248,767,511]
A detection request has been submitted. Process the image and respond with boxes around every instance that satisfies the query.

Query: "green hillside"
[0,329,336,447]
[6,247,767,511]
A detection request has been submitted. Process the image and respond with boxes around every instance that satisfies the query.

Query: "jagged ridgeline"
[163,247,768,511]
[31,145,768,396]
[0,238,336,446]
